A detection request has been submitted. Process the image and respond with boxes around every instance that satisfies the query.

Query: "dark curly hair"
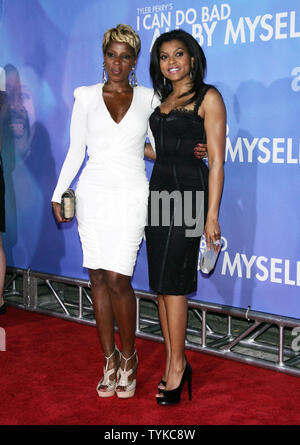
[150,29,207,105]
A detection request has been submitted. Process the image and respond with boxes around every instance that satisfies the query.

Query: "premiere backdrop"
[0,0,299,318]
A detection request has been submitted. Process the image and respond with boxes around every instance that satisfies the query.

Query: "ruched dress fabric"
[145,85,212,295]
[52,83,159,276]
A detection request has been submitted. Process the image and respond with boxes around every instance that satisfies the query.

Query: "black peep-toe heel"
[157,362,192,406]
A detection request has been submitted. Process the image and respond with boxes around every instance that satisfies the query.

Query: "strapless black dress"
[145,85,212,295]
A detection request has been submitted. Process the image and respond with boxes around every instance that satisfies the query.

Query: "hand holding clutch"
[200,239,221,274]
[61,188,75,220]
[52,188,75,223]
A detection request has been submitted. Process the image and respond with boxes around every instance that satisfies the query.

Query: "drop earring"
[190,64,195,80]
[129,66,138,87]
[102,62,107,84]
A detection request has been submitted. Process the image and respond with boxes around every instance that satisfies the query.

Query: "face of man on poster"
[1,64,45,268]
[3,64,36,162]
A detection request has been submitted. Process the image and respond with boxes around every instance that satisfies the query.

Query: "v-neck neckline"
[101,84,136,125]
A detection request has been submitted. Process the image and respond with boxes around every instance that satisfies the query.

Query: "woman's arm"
[52,88,87,222]
[144,142,156,161]
[202,88,226,250]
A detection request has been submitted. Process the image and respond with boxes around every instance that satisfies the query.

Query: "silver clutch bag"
[61,188,75,220]
[200,239,221,274]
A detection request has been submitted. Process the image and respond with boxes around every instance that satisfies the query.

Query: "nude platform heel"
[96,346,121,398]
[116,350,138,399]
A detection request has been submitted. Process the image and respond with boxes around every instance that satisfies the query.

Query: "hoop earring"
[102,62,107,84]
[129,66,138,87]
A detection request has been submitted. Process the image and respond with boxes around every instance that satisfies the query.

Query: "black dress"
[145,85,212,295]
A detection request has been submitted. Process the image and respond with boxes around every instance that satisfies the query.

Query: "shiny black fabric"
[145,85,212,295]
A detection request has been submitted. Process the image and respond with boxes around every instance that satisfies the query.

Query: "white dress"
[52,83,159,276]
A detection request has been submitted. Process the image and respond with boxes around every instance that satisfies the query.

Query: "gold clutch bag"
[61,188,75,220]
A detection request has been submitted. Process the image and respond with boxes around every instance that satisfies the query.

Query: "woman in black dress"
[145,30,226,405]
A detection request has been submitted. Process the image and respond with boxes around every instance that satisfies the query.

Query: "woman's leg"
[88,268,118,390]
[157,294,171,388]
[160,294,188,392]
[104,271,137,389]
[0,233,6,307]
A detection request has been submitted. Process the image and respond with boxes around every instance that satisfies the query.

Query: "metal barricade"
[4,267,300,377]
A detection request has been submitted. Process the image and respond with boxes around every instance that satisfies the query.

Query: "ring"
[213,239,221,245]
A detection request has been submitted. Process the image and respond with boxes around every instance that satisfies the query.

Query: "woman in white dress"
[52,25,159,399]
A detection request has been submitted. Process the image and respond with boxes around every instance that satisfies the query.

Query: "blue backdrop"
[1,0,299,318]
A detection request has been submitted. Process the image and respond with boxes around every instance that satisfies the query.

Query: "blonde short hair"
[102,24,141,58]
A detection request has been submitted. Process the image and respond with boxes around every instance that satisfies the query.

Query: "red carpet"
[0,306,300,425]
